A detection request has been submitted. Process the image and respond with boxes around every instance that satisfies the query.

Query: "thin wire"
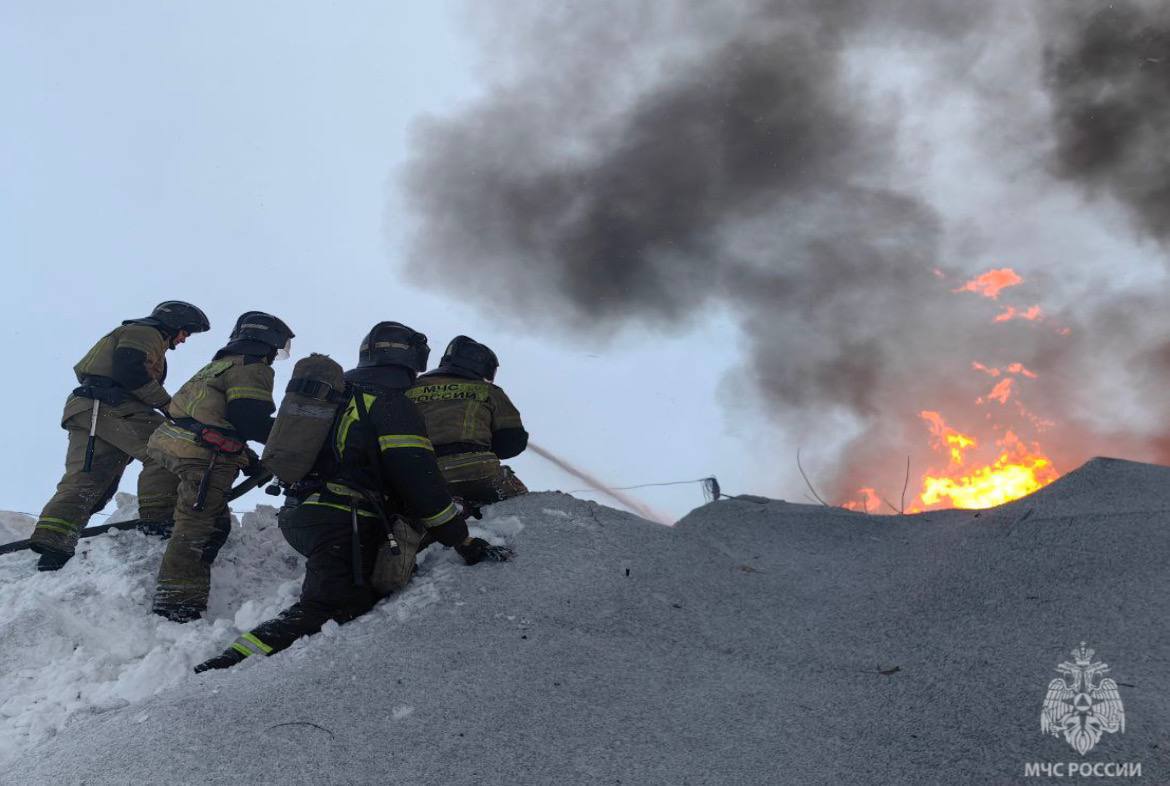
[8,510,114,520]
[565,478,713,494]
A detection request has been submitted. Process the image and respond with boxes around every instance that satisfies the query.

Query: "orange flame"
[994,304,1043,323]
[987,378,1014,405]
[953,268,1023,299]
[1006,363,1037,378]
[844,273,1059,514]
[918,426,1059,510]
[973,362,1038,380]
[921,410,976,464]
[843,487,882,513]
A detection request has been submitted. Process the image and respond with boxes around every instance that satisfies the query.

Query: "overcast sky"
[0,1,754,522]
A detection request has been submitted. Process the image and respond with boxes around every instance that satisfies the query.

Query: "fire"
[986,378,1014,405]
[921,410,976,464]
[994,304,1044,323]
[846,359,1060,513]
[953,268,1023,299]
[972,361,1037,379]
[840,269,1060,514]
[842,487,882,513]
[917,423,1059,510]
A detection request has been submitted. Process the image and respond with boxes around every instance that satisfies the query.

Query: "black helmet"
[228,311,295,352]
[358,322,430,372]
[126,301,210,335]
[440,335,499,381]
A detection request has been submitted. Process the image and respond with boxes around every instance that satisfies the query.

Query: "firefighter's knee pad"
[201,514,232,564]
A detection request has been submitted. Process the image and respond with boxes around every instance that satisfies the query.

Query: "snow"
[0,505,302,765]
[1,461,1169,783]
[0,511,31,543]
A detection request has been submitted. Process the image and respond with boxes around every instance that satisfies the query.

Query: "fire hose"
[0,471,274,556]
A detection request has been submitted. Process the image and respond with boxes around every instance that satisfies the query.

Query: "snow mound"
[0,504,302,766]
[3,466,1170,784]
[0,511,32,543]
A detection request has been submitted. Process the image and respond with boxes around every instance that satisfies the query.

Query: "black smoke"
[399,0,1170,503]
[1043,0,1170,242]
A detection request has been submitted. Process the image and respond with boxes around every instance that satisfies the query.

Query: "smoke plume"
[1042,0,1170,243]
[400,0,1170,504]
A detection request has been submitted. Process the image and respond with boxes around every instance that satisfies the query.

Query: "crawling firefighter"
[147,311,293,623]
[194,322,511,672]
[406,336,529,507]
[29,301,211,571]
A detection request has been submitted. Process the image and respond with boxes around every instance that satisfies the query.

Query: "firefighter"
[147,311,293,623]
[29,301,211,571]
[194,321,510,672]
[406,335,529,507]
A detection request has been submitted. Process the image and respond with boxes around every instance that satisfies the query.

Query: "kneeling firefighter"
[195,322,511,672]
[29,301,210,571]
[406,335,529,507]
[147,311,293,622]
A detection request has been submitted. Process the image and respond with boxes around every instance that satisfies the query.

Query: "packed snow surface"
[1,458,1169,784]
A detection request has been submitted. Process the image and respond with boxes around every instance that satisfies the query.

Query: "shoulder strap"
[287,377,347,403]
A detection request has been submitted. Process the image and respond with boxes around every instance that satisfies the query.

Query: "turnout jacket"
[406,369,528,460]
[62,323,171,423]
[302,367,467,547]
[149,354,276,463]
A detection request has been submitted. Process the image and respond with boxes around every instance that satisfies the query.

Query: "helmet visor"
[275,338,292,361]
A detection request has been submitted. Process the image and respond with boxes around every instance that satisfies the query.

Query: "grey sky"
[0,1,746,521]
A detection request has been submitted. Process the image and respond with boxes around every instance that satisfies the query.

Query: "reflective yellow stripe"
[302,496,379,517]
[231,643,254,658]
[225,386,273,402]
[37,517,79,535]
[241,632,274,655]
[421,502,458,528]
[335,393,377,456]
[378,434,433,452]
[438,451,496,470]
[158,422,200,443]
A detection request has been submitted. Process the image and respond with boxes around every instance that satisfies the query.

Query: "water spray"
[528,442,672,525]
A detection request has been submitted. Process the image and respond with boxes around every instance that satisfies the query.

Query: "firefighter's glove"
[194,648,247,674]
[241,448,264,478]
[453,497,483,520]
[456,537,514,566]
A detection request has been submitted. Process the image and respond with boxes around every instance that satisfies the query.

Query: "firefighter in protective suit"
[194,322,511,672]
[29,301,211,571]
[407,336,529,507]
[147,311,293,623]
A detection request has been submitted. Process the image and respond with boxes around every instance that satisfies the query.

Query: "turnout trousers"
[149,450,237,619]
[238,503,387,657]
[31,405,178,555]
[439,451,528,507]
